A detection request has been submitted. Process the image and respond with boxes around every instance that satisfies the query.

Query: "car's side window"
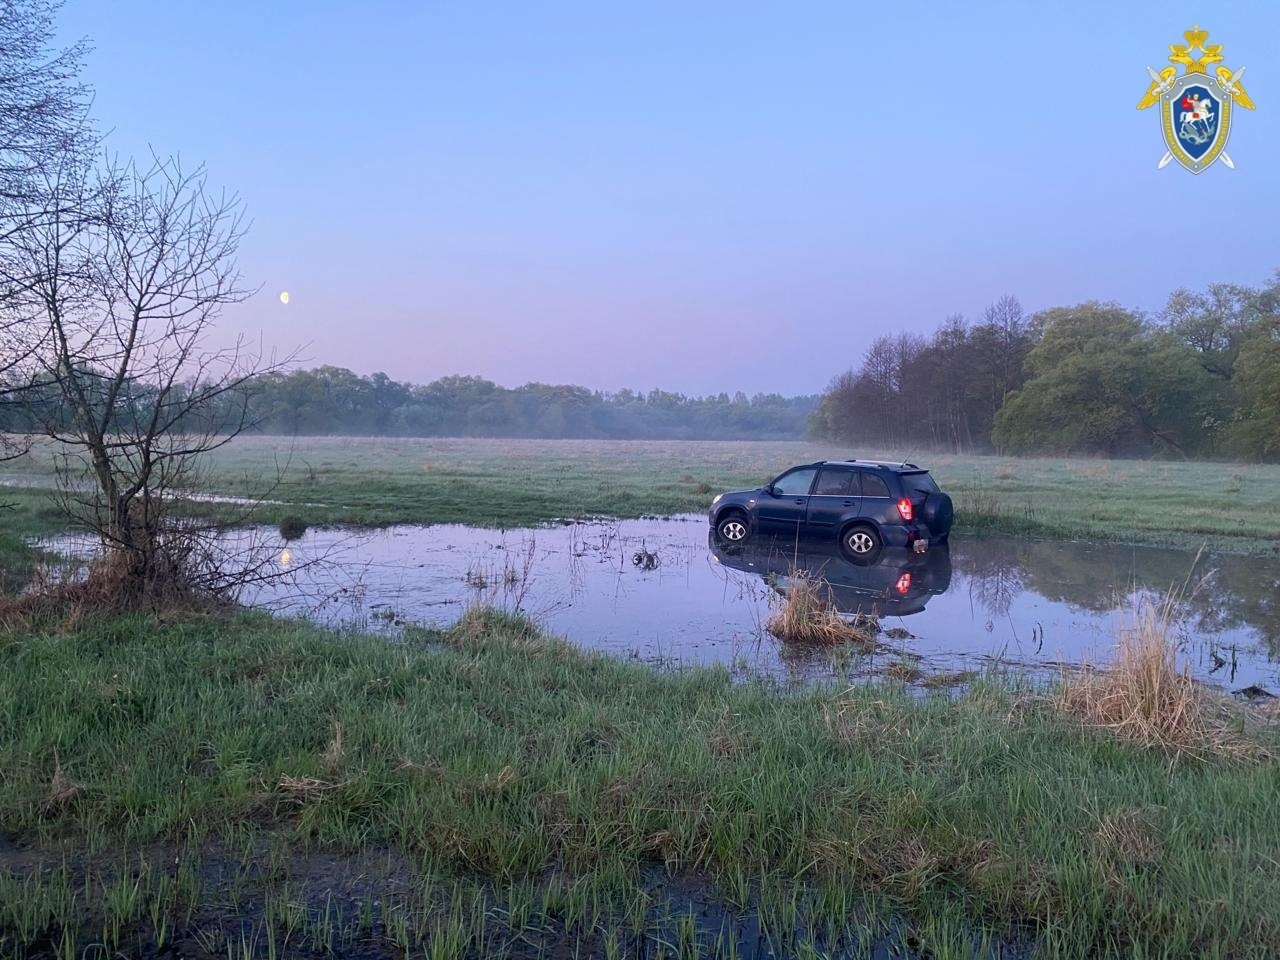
[812,468,854,496]
[773,467,818,497]
[860,472,891,498]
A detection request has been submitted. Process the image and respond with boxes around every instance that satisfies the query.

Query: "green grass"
[0,489,70,594]
[2,607,1278,957]
[7,435,1280,552]
[4,436,1280,954]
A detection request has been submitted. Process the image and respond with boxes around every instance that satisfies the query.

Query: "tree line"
[0,365,818,441]
[237,369,818,440]
[810,277,1280,460]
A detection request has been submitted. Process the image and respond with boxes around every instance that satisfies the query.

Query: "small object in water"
[884,627,914,640]
[278,515,309,541]
[631,546,660,570]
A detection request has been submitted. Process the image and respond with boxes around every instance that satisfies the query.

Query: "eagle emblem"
[1137,26,1255,173]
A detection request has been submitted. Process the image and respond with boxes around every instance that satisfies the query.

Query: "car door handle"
[841,500,855,506]
[793,498,805,504]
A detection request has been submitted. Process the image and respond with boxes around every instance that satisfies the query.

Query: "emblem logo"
[1137,25,1255,173]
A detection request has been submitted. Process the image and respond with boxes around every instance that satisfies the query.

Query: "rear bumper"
[881,523,931,551]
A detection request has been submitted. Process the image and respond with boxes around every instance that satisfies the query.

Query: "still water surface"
[223,516,1280,692]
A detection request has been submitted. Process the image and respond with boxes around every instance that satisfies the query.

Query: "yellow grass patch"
[767,574,879,647]
[1058,583,1270,762]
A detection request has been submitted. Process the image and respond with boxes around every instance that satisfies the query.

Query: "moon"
[279,291,290,305]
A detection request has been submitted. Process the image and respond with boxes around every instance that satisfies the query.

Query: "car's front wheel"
[716,513,750,543]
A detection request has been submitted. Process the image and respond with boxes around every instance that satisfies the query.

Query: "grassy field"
[2,608,1278,958]
[6,435,1280,553]
[4,437,1280,957]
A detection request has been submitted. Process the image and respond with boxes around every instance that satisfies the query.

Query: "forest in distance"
[4,273,1278,458]
[812,276,1280,461]
[0,366,821,442]
[223,372,819,441]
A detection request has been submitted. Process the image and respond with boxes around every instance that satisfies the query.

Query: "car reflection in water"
[709,532,952,618]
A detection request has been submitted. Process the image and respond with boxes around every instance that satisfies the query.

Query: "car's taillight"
[895,572,912,594]
[896,498,913,521]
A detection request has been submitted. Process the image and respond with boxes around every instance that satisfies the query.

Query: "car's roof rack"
[827,457,923,470]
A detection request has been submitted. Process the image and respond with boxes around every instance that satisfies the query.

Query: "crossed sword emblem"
[1144,64,1250,169]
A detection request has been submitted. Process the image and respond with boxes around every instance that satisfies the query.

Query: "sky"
[59,1,1280,396]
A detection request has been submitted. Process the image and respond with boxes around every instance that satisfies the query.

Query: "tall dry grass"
[0,534,250,632]
[766,573,879,647]
[1058,584,1269,762]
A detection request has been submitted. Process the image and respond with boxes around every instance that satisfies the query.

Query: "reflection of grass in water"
[0,489,69,592]
[462,536,539,615]
[1,605,1280,955]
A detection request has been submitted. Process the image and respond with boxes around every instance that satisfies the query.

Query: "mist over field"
[8,271,1280,458]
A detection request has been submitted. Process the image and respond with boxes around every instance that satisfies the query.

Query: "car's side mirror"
[765,484,778,497]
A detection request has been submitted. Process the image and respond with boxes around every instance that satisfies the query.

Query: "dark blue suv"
[708,460,953,559]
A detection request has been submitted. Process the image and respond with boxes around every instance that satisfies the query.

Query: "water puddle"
[42,516,1279,692]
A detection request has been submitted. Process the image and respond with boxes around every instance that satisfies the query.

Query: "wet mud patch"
[0,839,1033,959]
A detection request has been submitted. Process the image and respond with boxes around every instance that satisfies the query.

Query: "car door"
[756,466,818,537]
[857,470,893,524]
[805,466,859,539]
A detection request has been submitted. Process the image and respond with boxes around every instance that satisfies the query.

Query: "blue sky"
[61,1,1280,394]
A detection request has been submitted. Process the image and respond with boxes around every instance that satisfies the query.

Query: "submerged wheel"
[716,514,749,543]
[841,525,882,558]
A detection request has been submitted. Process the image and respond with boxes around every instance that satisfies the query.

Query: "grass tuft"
[277,775,336,803]
[277,515,309,541]
[322,721,345,774]
[1058,586,1269,761]
[0,539,228,629]
[43,751,84,817]
[1093,808,1161,866]
[884,658,925,683]
[767,573,879,647]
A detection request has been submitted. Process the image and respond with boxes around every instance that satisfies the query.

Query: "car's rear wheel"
[841,524,881,560]
[716,513,750,543]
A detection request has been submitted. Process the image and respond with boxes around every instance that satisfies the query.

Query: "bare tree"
[974,294,1028,431]
[10,152,289,603]
[0,1,89,193]
[0,0,92,460]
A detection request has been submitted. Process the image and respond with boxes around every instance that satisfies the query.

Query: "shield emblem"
[1161,74,1232,173]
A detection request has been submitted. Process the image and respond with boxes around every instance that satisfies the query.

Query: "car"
[707,459,953,559]
[709,534,952,618]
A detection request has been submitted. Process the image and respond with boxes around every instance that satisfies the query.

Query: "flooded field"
[47,515,1277,692]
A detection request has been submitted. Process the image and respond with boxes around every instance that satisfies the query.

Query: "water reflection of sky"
[42,517,1280,692]
[252,518,1280,692]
